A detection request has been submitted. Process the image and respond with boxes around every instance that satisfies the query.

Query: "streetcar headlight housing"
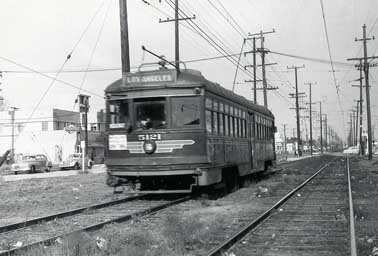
[143,140,157,154]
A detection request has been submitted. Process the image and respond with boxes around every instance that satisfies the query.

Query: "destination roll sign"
[122,70,176,86]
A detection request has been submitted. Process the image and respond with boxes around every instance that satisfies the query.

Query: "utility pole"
[159,0,195,74]
[245,29,276,108]
[305,82,316,155]
[347,24,378,160]
[8,107,19,158]
[119,0,130,77]
[78,94,90,173]
[358,59,364,154]
[244,37,258,103]
[352,109,356,146]
[349,113,353,146]
[351,66,366,153]
[353,101,360,146]
[324,115,328,151]
[283,124,287,154]
[319,102,323,154]
[288,65,305,156]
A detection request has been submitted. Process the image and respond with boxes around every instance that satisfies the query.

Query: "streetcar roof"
[105,68,274,119]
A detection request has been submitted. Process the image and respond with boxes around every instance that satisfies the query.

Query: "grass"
[13,205,231,256]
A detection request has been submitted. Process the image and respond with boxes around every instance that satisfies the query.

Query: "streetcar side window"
[212,112,218,134]
[213,100,219,134]
[206,110,212,133]
[171,97,201,127]
[219,113,224,135]
[219,103,224,135]
[108,100,130,128]
[135,98,166,130]
[225,115,229,136]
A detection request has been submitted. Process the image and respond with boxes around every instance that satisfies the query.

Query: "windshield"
[171,96,201,127]
[23,155,36,160]
[135,98,166,130]
[108,100,130,129]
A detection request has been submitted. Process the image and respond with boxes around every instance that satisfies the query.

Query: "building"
[275,132,284,154]
[0,108,106,164]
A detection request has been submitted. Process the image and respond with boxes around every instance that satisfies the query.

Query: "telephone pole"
[245,29,276,107]
[319,102,323,154]
[351,65,364,154]
[349,113,353,146]
[354,100,360,145]
[8,107,19,158]
[305,82,316,155]
[244,37,259,103]
[288,65,305,156]
[347,24,378,160]
[119,0,130,76]
[283,124,287,154]
[159,0,195,74]
[324,115,328,151]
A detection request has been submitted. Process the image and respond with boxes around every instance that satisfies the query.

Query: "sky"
[1,0,378,142]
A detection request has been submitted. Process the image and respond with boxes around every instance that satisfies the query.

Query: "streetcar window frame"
[171,96,201,128]
[134,97,167,130]
[107,99,131,129]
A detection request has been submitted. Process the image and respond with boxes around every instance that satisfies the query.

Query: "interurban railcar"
[105,66,275,193]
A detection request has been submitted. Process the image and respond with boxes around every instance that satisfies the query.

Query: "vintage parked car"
[343,146,359,154]
[11,154,52,174]
[59,153,93,170]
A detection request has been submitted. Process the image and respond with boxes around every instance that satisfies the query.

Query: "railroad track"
[206,156,357,256]
[0,194,145,234]
[0,194,192,255]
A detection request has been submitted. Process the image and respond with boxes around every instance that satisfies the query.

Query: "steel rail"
[0,195,192,256]
[347,155,357,256]
[206,157,338,256]
[0,194,147,234]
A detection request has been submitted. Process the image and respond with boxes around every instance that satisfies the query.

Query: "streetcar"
[104,64,276,193]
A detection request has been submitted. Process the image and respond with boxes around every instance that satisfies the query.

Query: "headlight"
[143,140,157,154]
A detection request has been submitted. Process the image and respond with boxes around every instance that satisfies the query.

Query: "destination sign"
[123,71,176,86]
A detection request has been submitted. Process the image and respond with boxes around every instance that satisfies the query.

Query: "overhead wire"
[60,0,113,150]
[201,0,299,108]
[0,56,103,98]
[75,0,112,100]
[4,0,109,150]
[319,0,346,141]
[164,0,258,87]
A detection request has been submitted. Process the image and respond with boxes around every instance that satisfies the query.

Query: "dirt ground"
[0,172,118,226]
[14,156,330,256]
[1,155,361,256]
[350,156,378,256]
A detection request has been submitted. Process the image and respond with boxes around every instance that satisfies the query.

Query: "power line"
[319,0,339,93]
[270,51,353,66]
[0,56,103,98]
[165,0,259,86]
[319,0,346,142]
[76,0,112,98]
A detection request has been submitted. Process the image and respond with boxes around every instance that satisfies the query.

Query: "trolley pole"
[288,65,305,156]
